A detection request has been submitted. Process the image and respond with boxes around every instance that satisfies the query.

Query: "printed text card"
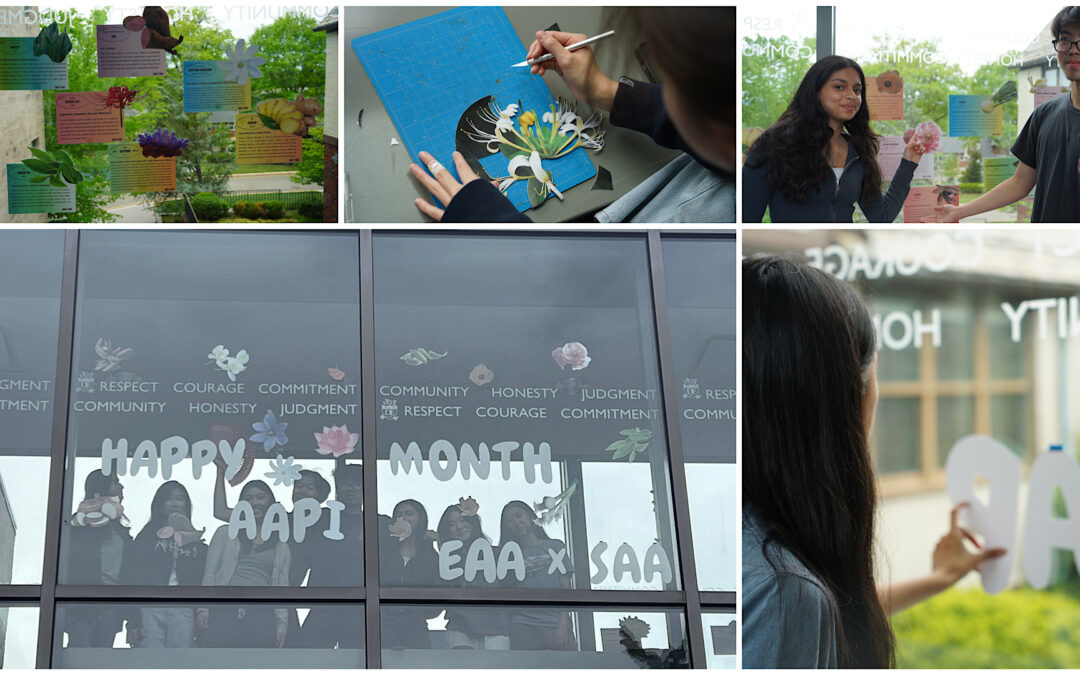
[0,38,68,90]
[903,185,958,223]
[866,73,904,121]
[56,92,124,144]
[235,113,302,164]
[7,163,75,213]
[878,136,932,180]
[96,25,167,78]
[948,95,1003,137]
[108,143,176,193]
[183,61,251,113]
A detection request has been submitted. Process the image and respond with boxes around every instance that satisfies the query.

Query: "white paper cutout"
[945,434,1021,594]
[1023,451,1080,589]
[390,138,400,146]
[219,39,266,85]
[94,337,133,372]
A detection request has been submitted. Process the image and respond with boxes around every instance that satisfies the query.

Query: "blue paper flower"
[251,410,288,452]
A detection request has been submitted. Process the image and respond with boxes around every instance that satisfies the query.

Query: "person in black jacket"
[124,481,208,648]
[407,7,736,223]
[742,55,925,223]
[62,470,131,648]
[382,499,441,650]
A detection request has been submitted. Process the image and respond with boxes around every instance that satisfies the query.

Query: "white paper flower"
[223,357,246,381]
[219,39,267,85]
[208,345,229,364]
[265,454,303,487]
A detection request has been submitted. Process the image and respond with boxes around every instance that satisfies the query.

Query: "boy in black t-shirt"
[928,6,1080,223]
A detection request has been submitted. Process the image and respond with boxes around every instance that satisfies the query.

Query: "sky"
[744,2,1056,76]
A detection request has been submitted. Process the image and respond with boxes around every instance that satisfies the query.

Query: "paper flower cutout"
[251,410,289,452]
[328,367,346,381]
[219,39,267,86]
[498,151,564,207]
[902,121,942,154]
[265,454,303,486]
[469,364,494,386]
[875,70,902,94]
[156,513,204,548]
[458,496,479,517]
[314,424,359,458]
[1027,75,1047,93]
[103,85,140,126]
[400,348,447,366]
[388,517,412,541]
[94,338,133,372]
[619,616,651,642]
[137,128,189,158]
[72,496,124,528]
[552,342,590,370]
[534,480,577,526]
[207,345,249,381]
[459,96,604,160]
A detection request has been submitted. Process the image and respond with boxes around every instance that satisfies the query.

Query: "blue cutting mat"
[352,7,597,213]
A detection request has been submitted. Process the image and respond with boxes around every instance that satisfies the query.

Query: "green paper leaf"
[257,113,280,130]
[499,143,520,159]
[604,440,626,453]
[21,158,55,174]
[611,442,634,460]
[27,175,48,183]
[59,165,77,184]
[28,147,53,163]
[526,176,545,209]
[72,170,84,183]
[48,175,67,188]
[56,150,75,167]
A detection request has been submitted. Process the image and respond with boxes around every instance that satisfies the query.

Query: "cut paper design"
[591,165,612,191]
[211,423,254,485]
[902,121,942,154]
[933,184,960,205]
[6,163,75,214]
[400,348,447,366]
[981,80,1017,113]
[499,151,562,207]
[866,72,903,121]
[0,37,69,90]
[552,341,590,370]
[56,92,124,144]
[207,344,249,381]
[137,128,188,158]
[388,517,412,541]
[458,496,479,517]
[156,513,204,548]
[251,410,289,452]
[875,70,902,94]
[314,424,359,458]
[72,496,125,527]
[94,337,133,372]
[21,147,84,188]
[265,454,303,486]
[124,6,184,56]
[469,364,494,386]
[390,137,400,146]
[220,40,267,86]
[255,96,321,137]
[534,479,577,526]
[102,85,139,126]
[33,22,72,63]
[605,428,652,462]
[328,367,346,381]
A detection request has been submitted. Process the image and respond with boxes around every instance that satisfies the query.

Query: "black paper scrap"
[546,22,561,32]
[358,109,363,128]
[591,165,613,191]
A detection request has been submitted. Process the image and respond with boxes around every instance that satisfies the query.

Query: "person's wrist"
[587,71,618,111]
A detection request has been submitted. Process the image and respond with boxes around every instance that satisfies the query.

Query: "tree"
[741,35,816,130]
[292,127,324,187]
[248,12,326,100]
[963,148,983,183]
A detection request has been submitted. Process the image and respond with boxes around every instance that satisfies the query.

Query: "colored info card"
[96,24,167,78]
[948,95,1003,136]
[903,185,959,223]
[0,38,68,90]
[56,92,124,144]
[7,163,75,214]
[235,113,302,164]
[183,61,251,113]
[108,143,176,193]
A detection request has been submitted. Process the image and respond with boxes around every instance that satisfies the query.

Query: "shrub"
[190,192,226,221]
[298,200,323,220]
[233,201,250,217]
[958,182,983,193]
[265,201,285,219]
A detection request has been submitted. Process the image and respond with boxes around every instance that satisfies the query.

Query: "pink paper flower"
[469,364,494,386]
[388,517,412,541]
[552,342,591,371]
[458,496,479,516]
[314,424,359,457]
[913,121,942,153]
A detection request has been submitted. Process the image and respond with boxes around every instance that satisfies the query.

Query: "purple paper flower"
[137,128,189,158]
[250,410,288,452]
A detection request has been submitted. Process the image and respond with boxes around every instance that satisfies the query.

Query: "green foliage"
[957,182,983,193]
[963,151,983,183]
[604,428,653,462]
[893,584,1080,667]
[298,200,324,220]
[33,22,72,63]
[249,11,326,100]
[292,126,325,187]
[264,201,284,218]
[21,147,83,186]
[190,192,226,221]
[741,35,816,130]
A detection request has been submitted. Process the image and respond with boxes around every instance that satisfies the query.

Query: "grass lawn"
[231,164,299,174]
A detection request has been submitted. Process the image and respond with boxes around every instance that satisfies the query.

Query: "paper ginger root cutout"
[456,96,605,207]
[256,95,323,137]
[123,7,184,56]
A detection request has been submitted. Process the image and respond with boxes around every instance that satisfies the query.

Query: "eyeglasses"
[1052,38,1080,53]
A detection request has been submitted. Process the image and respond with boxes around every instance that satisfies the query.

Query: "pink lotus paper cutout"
[552,342,591,370]
[314,424,359,457]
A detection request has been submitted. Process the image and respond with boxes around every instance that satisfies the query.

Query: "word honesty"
[946,435,1080,593]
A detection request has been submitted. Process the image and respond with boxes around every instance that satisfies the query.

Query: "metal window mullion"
[53,585,367,602]
[36,230,81,669]
[359,230,382,668]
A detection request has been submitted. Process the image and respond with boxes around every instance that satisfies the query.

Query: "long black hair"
[742,255,893,668]
[498,500,550,547]
[392,498,434,553]
[137,480,193,538]
[746,55,883,205]
[437,504,487,547]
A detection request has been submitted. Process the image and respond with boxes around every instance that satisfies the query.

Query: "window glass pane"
[873,397,921,474]
[372,234,680,594]
[60,232,363,588]
[381,604,688,668]
[53,602,364,668]
[937,396,975,466]
[702,612,736,669]
[0,605,39,668]
[934,289,974,381]
[685,464,736,591]
[870,293,921,381]
[991,394,1029,458]
[987,295,1027,379]
[0,230,64,584]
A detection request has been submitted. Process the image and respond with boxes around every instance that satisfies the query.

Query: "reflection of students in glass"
[407,8,736,223]
[198,480,291,648]
[383,499,440,649]
[499,501,575,651]
[436,500,510,650]
[295,465,364,648]
[743,56,925,223]
[63,470,131,648]
[124,481,207,648]
[741,257,1007,667]
[924,8,1080,223]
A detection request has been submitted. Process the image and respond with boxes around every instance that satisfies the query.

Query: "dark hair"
[1052,6,1080,38]
[239,480,275,505]
[332,464,363,492]
[300,469,331,502]
[142,480,192,535]
[437,504,487,547]
[742,256,892,668]
[83,469,116,499]
[631,7,736,126]
[498,500,550,547]
[746,56,883,205]
[392,499,432,550]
